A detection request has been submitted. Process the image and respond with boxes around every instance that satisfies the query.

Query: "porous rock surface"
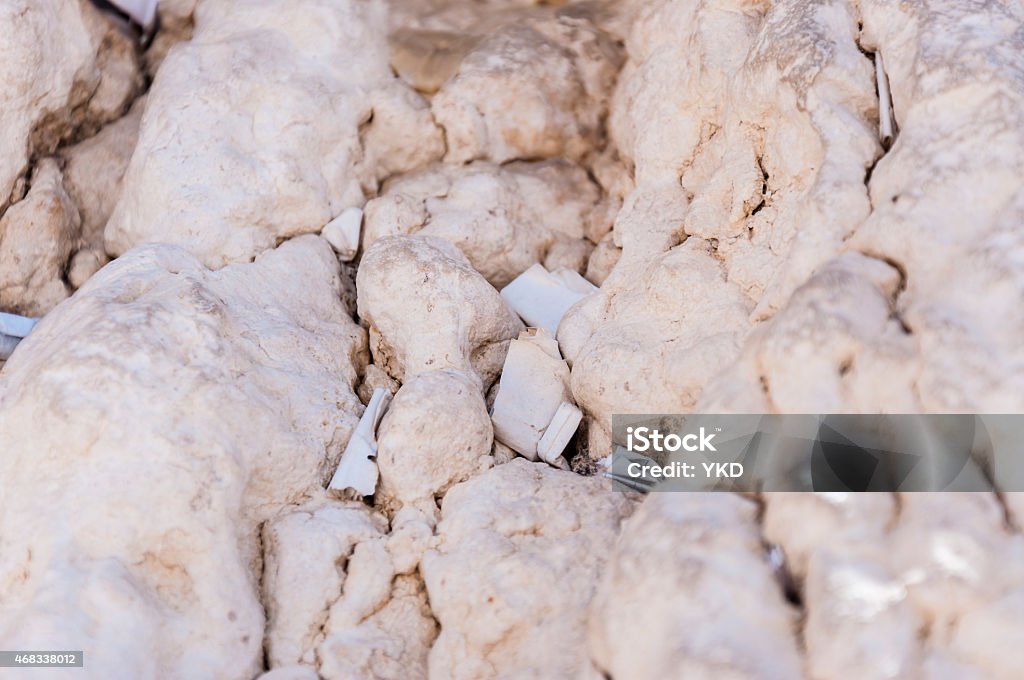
[0,0,141,213]
[421,459,634,679]
[0,0,1022,677]
[0,236,366,678]
[105,0,443,268]
[363,159,600,286]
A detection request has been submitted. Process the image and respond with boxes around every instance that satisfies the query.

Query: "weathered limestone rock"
[262,499,437,679]
[432,13,622,164]
[262,501,389,668]
[589,493,803,679]
[611,0,1024,419]
[363,160,599,287]
[106,0,442,268]
[0,159,80,315]
[556,0,879,454]
[564,238,751,455]
[144,0,199,75]
[318,573,436,680]
[0,235,366,678]
[698,253,919,413]
[357,235,523,386]
[0,0,1021,676]
[0,0,141,212]
[422,459,634,679]
[764,492,1024,680]
[840,0,1024,413]
[375,369,493,511]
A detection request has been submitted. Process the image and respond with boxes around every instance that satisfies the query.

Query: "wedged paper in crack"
[322,207,364,262]
[490,328,579,463]
[0,235,366,678]
[328,387,392,498]
[500,263,597,339]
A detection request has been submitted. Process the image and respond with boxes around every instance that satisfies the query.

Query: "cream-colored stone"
[107,0,442,269]
[584,232,621,286]
[376,369,493,510]
[0,159,79,315]
[61,96,145,257]
[589,493,803,679]
[543,237,593,275]
[566,238,751,457]
[0,0,141,212]
[357,364,400,405]
[0,236,365,678]
[364,160,599,287]
[67,249,107,291]
[262,499,437,680]
[422,459,633,680]
[357,235,523,386]
[432,13,622,164]
[262,501,389,668]
[318,574,437,680]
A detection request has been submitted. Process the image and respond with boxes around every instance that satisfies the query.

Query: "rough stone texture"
[364,160,600,287]
[0,0,141,213]
[262,498,438,680]
[262,499,437,679]
[432,13,622,164]
[1,0,1023,676]
[589,493,803,679]
[421,459,634,680]
[698,252,918,413]
[0,158,80,315]
[375,369,493,511]
[563,236,752,453]
[145,0,200,75]
[262,501,390,669]
[357,235,523,387]
[0,236,366,678]
[318,573,437,680]
[106,0,443,269]
[764,492,1024,680]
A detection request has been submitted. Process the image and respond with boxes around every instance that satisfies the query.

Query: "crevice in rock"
[310,539,367,673]
[992,490,1019,534]
[753,496,807,656]
[256,519,271,673]
[886,491,904,531]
